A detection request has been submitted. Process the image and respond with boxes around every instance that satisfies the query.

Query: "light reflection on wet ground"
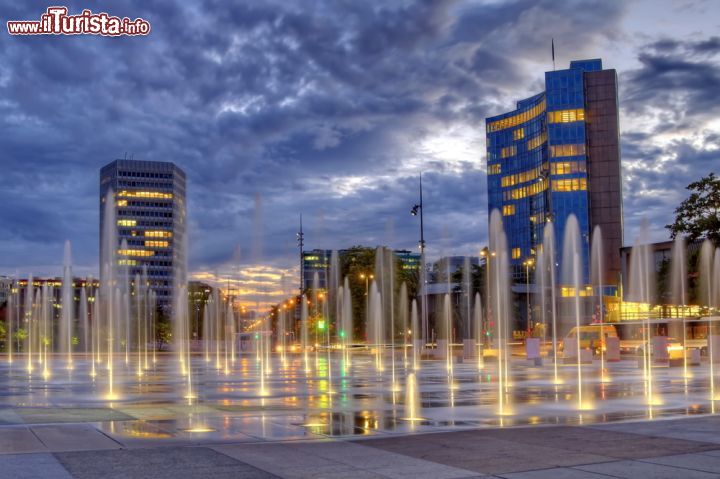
[0,353,718,443]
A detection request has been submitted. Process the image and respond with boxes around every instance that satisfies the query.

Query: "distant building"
[100,159,186,307]
[486,59,623,287]
[0,276,12,305]
[302,248,422,291]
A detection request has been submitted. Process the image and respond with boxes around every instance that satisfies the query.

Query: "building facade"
[486,59,623,287]
[100,160,186,307]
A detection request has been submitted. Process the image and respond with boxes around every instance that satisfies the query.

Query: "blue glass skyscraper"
[486,59,623,289]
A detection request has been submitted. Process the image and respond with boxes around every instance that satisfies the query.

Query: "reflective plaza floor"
[0,352,717,446]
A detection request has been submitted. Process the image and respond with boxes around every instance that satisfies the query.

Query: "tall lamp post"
[411,173,428,345]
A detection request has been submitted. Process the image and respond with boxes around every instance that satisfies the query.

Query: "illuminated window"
[145,240,169,248]
[117,219,137,227]
[118,259,137,266]
[551,178,587,192]
[550,144,586,158]
[117,249,154,257]
[550,161,587,175]
[503,179,549,201]
[548,108,585,123]
[501,164,547,188]
[501,145,516,158]
[512,248,521,259]
[487,99,546,132]
[560,285,594,297]
[116,190,173,199]
[527,131,547,150]
[513,128,525,140]
[144,230,173,238]
[488,164,501,175]
[116,200,128,207]
[502,204,515,216]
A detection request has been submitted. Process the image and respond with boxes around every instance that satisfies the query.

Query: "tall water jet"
[698,241,715,401]
[474,292,483,371]
[60,241,74,369]
[24,275,34,373]
[543,222,560,384]
[488,210,512,415]
[91,293,100,378]
[442,294,455,386]
[562,215,589,410]
[399,282,409,368]
[341,277,353,370]
[670,236,689,380]
[7,286,14,364]
[80,284,89,358]
[591,225,607,382]
[411,299,420,370]
[403,372,423,423]
[202,304,210,362]
[40,283,52,380]
[463,256,472,344]
[628,221,658,406]
[369,281,384,372]
[301,295,310,373]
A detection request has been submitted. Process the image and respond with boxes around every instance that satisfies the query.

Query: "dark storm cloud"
[619,35,720,242]
[2,0,712,294]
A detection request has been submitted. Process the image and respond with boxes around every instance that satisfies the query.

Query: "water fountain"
[6,200,720,445]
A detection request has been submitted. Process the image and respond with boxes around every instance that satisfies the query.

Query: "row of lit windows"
[527,131,547,150]
[487,98,546,132]
[501,145,516,158]
[118,219,136,227]
[550,161,586,175]
[548,108,585,123]
[145,240,169,248]
[488,164,501,175]
[560,286,594,297]
[502,204,515,216]
[502,180,548,201]
[552,178,587,192]
[116,190,173,199]
[500,164,545,187]
[512,128,525,140]
[119,259,137,266]
[550,143,586,158]
[118,249,154,257]
[145,230,172,238]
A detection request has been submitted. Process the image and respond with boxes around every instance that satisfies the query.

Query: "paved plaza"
[0,354,720,477]
[2,416,720,478]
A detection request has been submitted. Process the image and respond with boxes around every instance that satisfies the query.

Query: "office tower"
[100,159,186,307]
[486,59,623,287]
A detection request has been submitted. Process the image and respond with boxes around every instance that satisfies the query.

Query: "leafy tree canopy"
[667,173,720,244]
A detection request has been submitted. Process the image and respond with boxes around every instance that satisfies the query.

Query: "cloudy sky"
[1,0,719,309]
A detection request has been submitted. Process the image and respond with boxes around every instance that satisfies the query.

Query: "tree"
[667,173,720,243]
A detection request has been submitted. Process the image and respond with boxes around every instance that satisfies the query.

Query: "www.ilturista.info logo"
[7,6,151,36]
